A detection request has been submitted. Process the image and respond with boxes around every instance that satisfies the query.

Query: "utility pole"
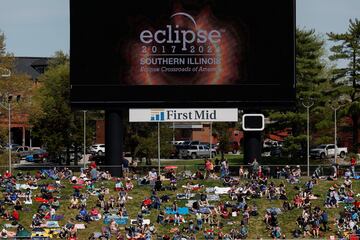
[301,98,314,177]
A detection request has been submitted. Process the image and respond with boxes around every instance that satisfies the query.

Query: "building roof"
[14,57,50,81]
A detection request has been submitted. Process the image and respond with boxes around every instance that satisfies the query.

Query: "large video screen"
[70,0,295,108]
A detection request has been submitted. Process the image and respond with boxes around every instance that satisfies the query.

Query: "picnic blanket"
[103,215,128,225]
[74,224,86,230]
[214,187,231,195]
[206,187,231,194]
[339,197,355,204]
[206,187,215,193]
[41,169,59,180]
[4,224,18,229]
[130,219,150,225]
[41,221,60,228]
[51,215,64,221]
[207,194,220,201]
[15,184,38,190]
[165,207,189,215]
[93,232,103,238]
[266,207,282,215]
[186,200,197,208]
[176,193,195,200]
[198,207,211,214]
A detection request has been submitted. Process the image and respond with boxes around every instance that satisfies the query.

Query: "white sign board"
[129,108,238,122]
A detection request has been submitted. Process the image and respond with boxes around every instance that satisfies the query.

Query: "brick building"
[0,57,49,146]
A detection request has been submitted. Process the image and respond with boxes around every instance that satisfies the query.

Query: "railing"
[0,163,355,177]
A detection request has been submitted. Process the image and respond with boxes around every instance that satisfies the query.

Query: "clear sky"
[0,0,359,57]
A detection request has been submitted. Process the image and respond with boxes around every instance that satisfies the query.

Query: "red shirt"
[12,210,19,221]
[90,161,97,169]
[4,172,11,179]
[351,158,356,166]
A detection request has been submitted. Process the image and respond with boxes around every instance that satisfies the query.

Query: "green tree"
[30,53,72,161]
[213,122,234,160]
[31,51,94,164]
[328,19,360,152]
[129,122,173,165]
[269,28,330,157]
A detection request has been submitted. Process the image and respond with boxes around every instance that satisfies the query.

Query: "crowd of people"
[0,156,359,239]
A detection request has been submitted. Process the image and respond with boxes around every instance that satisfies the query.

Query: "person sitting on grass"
[250,203,258,216]
[157,210,165,225]
[141,203,150,215]
[239,221,248,238]
[324,187,338,208]
[125,179,134,191]
[282,200,293,211]
[174,213,181,226]
[69,196,79,209]
[271,225,282,239]
[218,203,229,219]
[115,178,123,191]
[90,207,101,221]
[170,175,177,191]
[109,219,119,235]
[154,176,163,192]
[199,194,209,208]
[328,164,338,181]
[76,206,91,223]
[344,176,352,189]
[293,194,304,208]
[51,197,60,210]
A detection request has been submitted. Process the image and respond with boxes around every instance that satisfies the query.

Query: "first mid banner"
[129,108,238,122]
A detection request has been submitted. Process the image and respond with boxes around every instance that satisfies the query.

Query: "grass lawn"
[0,167,356,239]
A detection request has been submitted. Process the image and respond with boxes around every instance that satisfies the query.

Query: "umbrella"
[164,166,177,170]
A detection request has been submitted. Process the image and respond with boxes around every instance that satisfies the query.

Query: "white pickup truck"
[310,144,347,159]
[179,144,216,159]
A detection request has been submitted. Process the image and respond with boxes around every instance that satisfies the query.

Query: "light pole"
[158,122,161,175]
[301,98,314,177]
[329,102,342,164]
[0,95,20,174]
[83,110,87,169]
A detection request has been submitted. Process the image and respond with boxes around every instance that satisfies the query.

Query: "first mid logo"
[150,109,165,121]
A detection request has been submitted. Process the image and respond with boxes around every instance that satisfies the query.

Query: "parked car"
[25,149,49,163]
[4,143,21,150]
[90,144,105,155]
[179,144,216,159]
[13,146,32,160]
[310,144,347,159]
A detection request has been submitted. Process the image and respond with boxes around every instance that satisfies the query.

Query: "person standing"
[250,158,259,178]
[351,156,356,177]
[122,158,129,178]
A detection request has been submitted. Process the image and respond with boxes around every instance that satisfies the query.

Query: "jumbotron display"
[70,0,295,108]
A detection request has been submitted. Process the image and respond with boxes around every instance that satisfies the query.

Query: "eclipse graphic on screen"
[125,5,247,85]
